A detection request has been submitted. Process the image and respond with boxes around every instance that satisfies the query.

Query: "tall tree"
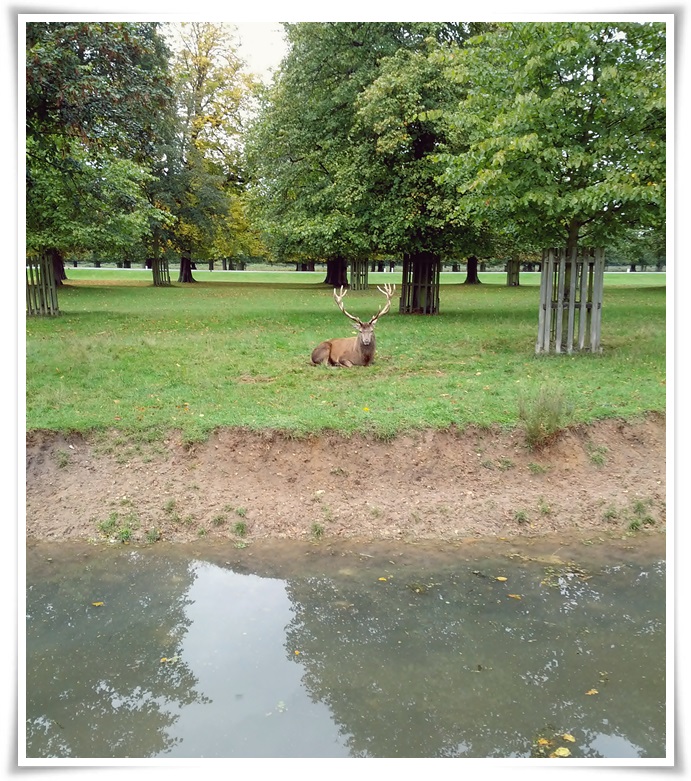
[247,23,492,307]
[439,22,667,253]
[25,21,174,274]
[162,22,256,281]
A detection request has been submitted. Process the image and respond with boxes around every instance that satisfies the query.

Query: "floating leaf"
[551,747,571,758]
[537,738,551,746]
[507,594,522,599]
[585,688,599,695]
[495,576,508,582]
[91,601,104,607]
[378,577,388,582]
[294,650,300,655]
[562,733,576,742]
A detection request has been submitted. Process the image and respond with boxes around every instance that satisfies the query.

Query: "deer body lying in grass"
[311,284,395,367]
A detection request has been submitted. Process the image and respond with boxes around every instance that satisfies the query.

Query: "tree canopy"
[25,21,174,259]
[438,21,666,252]
[24,20,668,276]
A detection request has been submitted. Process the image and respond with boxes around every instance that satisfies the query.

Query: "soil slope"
[25,414,666,546]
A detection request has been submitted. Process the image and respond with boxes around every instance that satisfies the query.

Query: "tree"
[440,22,666,253]
[247,23,487,308]
[162,22,257,282]
[25,21,174,276]
[26,137,167,263]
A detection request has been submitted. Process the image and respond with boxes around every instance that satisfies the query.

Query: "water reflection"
[24,538,667,760]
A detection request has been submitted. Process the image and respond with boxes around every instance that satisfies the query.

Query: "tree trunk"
[151,257,171,287]
[50,248,66,285]
[506,257,520,286]
[400,251,440,314]
[463,255,482,284]
[629,264,637,272]
[323,257,348,287]
[178,253,196,283]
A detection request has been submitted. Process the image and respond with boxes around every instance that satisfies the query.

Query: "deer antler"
[369,284,396,325]
[333,286,363,325]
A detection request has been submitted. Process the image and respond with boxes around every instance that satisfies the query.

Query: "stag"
[311,284,395,367]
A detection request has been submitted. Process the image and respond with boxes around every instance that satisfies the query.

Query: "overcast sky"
[234,22,287,81]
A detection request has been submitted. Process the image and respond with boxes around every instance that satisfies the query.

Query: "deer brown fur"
[311,284,395,367]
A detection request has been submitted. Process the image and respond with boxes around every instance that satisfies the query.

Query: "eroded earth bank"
[25,414,666,550]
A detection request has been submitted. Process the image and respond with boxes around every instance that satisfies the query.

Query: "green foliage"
[440,22,666,251]
[97,509,140,542]
[518,382,575,450]
[233,521,248,537]
[25,21,175,258]
[25,270,665,441]
[311,522,325,540]
[245,23,483,263]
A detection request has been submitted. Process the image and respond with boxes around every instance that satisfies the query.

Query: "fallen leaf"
[495,576,508,582]
[551,747,571,758]
[562,734,576,742]
[378,577,388,582]
[537,738,551,746]
[91,601,104,607]
[585,688,599,695]
[507,594,522,599]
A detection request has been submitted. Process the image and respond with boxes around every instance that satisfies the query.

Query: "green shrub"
[518,382,574,450]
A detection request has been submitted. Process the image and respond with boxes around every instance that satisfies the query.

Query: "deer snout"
[359,327,374,346]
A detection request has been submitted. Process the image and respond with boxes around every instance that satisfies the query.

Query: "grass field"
[24,269,666,441]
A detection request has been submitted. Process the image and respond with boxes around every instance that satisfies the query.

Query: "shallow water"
[24,536,667,760]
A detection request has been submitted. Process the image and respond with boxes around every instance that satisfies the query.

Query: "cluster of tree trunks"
[400,252,441,314]
[26,254,60,316]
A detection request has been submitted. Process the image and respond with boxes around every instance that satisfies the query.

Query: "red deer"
[311,284,395,367]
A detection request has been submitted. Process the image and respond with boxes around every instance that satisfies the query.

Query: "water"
[23,536,667,760]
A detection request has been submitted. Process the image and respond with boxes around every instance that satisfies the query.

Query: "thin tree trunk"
[506,257,520,286]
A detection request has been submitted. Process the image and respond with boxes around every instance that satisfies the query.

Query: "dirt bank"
[24,414,666,548]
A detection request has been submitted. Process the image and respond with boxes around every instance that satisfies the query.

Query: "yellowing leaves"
[91,601,104,607]
[550,747,571,758]
[562,734,576,742]
[585,688,599,696]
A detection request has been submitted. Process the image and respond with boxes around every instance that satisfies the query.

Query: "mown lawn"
[24,269,666,441]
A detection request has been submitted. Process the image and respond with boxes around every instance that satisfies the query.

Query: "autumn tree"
[161,22,258,282]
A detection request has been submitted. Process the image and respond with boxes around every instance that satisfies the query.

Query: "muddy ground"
[25,414,666,549]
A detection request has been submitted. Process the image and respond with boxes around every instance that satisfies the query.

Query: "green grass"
[24,269,666,441]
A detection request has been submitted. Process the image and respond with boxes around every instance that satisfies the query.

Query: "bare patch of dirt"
[25,414,666,547]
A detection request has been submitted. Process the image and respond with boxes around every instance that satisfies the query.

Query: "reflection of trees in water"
[282,562,666,758]
[26,547,209,758]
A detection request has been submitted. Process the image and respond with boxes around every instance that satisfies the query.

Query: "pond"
[23,535,668,763]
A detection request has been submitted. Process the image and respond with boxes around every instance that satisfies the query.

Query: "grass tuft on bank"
[24,270,666,442]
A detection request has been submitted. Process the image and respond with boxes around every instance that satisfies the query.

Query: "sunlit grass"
[24,270,666,441]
